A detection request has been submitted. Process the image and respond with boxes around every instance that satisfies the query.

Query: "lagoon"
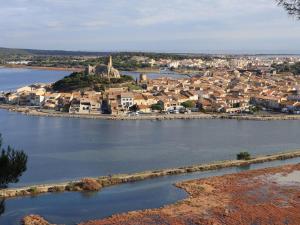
[1,157,300,225]
[2,109,300,187]
[0,68,69,91]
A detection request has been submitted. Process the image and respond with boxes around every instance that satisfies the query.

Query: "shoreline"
[2,65,82,72]
[77,163,300,225]
[1,150,300,199]
[2,104,300,121]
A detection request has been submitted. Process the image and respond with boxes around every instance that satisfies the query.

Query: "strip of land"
[3,64,81,72]
[2,150,300,199]
[2,104,300,121]
[78,162,300,225]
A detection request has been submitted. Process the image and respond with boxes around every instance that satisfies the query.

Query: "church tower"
[108,56,113,68]
[107,56,113,76]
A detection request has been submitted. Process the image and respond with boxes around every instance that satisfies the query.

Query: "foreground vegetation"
[237,151,251,160]
[0,134,28,188]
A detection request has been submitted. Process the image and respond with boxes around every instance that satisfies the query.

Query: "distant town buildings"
[2,56,300,116]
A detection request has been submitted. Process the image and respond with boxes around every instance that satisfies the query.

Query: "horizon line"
[1,46,300,56]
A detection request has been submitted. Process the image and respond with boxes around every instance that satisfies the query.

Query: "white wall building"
[120,93,134,110]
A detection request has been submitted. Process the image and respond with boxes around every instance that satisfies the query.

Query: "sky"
[0,0,300,53]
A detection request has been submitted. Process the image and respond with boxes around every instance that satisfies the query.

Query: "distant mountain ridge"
[1,47,299,58]
[0,47,111,56]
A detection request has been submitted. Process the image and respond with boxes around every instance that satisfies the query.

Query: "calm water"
[0,68,69,91]
[1,157,300,225]
[1,109,300,187]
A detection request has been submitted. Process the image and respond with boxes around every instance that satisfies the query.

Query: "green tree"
[181,100,196,109]
[277,0,300,19]
[0,134,28,188]
[237,152,251,161]
[272,62,300,75]
[151,103,163,111]
[0,198,4,216]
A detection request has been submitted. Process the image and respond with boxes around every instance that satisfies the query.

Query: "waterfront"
[2,108,300,187]
[3,68,300,224]
[1,158,300,225]
[77,160,300,225]
[2,68,300,187]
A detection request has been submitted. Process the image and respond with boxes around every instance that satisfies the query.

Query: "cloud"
[0,0,299,52]
[81,21,108,28]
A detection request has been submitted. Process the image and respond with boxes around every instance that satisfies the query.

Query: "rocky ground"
[78,163,300,225]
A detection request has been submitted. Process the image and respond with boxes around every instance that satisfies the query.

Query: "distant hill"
[0,47,111,57]
[0,47,211,58]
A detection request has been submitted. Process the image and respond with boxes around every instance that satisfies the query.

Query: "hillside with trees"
[52,72,135,92]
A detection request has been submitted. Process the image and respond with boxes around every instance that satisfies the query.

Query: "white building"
[120,93,134,110]
[79,101,91,114]
[30,94,45,106]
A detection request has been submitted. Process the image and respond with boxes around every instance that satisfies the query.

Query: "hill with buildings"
[52,72,134,92]
[52,56,135,92]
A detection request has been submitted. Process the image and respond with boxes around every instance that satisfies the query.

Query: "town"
[1,55,300,116]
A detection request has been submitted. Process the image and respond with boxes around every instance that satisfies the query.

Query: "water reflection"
[237,164,251,172]
[81,191,99,199]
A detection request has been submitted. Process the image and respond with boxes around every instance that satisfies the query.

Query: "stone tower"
[107,56,113,76]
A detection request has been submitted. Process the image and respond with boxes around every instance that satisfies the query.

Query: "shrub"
[151,103,163,111]
[78,178,102,191]
[28,187,39,195]
[181,100,196,109]
[48,186,65,192]
[237,152,251,160]
[0,134,28,188]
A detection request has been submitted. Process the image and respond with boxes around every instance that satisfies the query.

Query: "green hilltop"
[52,72,136,92]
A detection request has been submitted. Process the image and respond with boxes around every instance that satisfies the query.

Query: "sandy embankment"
[2,150,300,199]
[23,163,300,225]
[79,163,300,225]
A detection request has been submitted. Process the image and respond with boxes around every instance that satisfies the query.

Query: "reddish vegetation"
[80,163,300,225]
[79,178,102,191]
[22,215,53,225]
